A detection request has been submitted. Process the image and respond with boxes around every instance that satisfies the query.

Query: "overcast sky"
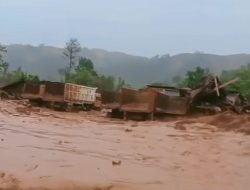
[0,0,250,57]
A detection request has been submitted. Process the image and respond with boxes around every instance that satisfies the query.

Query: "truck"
[22,81,97,111]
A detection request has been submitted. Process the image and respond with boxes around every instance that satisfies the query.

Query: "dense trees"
[177,67,210,88]
[66,57,126,91]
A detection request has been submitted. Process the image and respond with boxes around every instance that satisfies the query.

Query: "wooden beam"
[213,77,240,91]
[214,76,220,96]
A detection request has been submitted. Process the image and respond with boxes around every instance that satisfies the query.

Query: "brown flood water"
[0,100,250,190]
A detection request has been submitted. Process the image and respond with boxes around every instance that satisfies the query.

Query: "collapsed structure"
[102,75,249,120]
[0,75,248,120]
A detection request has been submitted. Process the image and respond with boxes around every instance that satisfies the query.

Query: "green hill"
[5,44,250,87]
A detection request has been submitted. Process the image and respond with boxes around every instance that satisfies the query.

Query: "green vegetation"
[0,65,40,84]
[0,44,8,74]
[221,64,250,98]
[0,44,40,84]
[177,67,210,88]
[66,57,126,91]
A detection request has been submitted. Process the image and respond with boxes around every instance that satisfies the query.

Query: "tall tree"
[63,38,81,79]
[0,44,7,64]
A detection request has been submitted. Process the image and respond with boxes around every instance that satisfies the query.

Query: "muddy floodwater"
[0,100,250,190]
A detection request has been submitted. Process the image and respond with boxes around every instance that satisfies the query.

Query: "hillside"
[5,45,250,87]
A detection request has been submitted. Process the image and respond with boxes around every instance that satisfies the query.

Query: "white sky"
[0,0,250,57]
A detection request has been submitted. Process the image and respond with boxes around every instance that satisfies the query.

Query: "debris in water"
[112,160,122,166]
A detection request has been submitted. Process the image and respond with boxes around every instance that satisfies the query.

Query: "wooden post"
[214,76,220,96]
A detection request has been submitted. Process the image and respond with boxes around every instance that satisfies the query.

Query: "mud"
[175,111,250,135]
[1,100,250,190]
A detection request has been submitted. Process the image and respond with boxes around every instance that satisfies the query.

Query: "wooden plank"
[214,77,240,90]
[214,76,220,96]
